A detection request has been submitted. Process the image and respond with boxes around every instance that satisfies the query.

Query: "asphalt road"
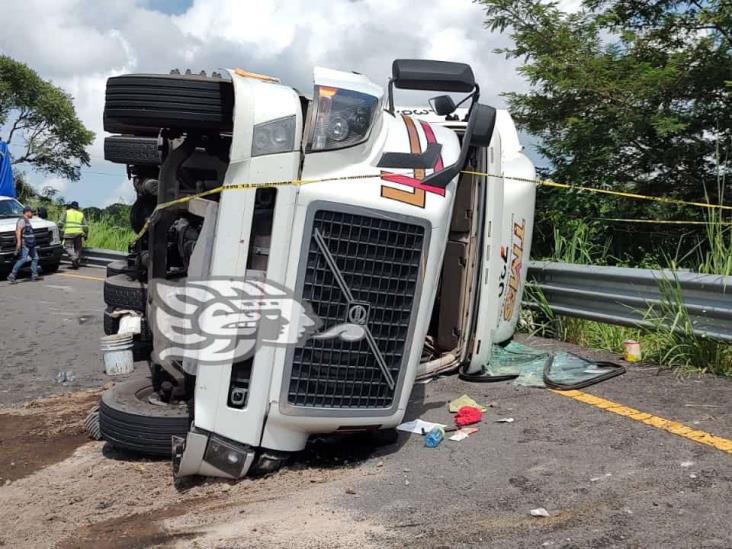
[0,267,731,548]
[0,265,107,405]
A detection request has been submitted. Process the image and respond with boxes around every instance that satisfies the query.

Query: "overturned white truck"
[99,60,535,478]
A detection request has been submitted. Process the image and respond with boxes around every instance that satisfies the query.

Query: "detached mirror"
[470,104,497,147]
[429,95,456,116]
[37,207,48,219]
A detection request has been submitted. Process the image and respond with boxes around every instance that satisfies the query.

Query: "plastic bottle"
[424,426,445,448]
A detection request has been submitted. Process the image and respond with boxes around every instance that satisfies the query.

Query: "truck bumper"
[0,244,63,270]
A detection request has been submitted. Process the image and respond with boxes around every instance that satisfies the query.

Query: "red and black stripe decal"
[380,116,445,208]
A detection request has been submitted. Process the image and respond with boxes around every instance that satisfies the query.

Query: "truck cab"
[97,59,535,479]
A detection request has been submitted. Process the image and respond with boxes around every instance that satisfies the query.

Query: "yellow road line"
[553,389,732,454]
[57,272,105,282]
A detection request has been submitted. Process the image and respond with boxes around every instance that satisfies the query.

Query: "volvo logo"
[347,303,370,325]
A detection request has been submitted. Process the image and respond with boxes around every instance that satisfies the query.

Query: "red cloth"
[454,405,482,427]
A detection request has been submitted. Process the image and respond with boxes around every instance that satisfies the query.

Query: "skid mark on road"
[553,389,732,454]
[58,272,104,282]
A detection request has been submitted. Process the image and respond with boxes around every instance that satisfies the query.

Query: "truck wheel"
[129,196,156,234]
[104,73,234,134]
[99,377,191,457]
[44,260,61,273]
[106,259,132,277]
[103,307,150,338]
[104,135,161,166]
[104,273,147,311]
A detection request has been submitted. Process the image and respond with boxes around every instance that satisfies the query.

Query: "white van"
[0,196,63,273]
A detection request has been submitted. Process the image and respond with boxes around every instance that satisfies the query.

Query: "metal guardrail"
[76,247,126,267]
[526,261,732,342]
[74,248,732,342]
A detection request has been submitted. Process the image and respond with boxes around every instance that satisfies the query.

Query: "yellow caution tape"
[461,171,732,212]
[597,218,732,226]
[131,170,732,242]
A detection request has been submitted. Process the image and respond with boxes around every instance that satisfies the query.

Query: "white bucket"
[101,334,135,375]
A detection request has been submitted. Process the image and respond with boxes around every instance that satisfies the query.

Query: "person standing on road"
[59,201,88,268]
[7,206,42,283]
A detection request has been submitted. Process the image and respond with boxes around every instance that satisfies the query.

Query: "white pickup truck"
[97,59,535,479]
[0,196,63,273]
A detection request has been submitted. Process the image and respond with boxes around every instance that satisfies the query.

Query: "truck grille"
[0,228,51,251]
[287,209,425,409]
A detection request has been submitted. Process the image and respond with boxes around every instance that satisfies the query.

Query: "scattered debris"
[689,473,698,479]
[680,461,694,468]
[54,371,76,384]
[590,473,612,482]
[404,479,410,486]
[454,406,482,427]
[449,427,479,442]
[496,417,514,423]
[396,419,445,435]
[530,507,550,517]
[424,426,445,448]
[376,461,384,468]
[448,395,487,413]
[345,488,357,495]
[623,340,641,362]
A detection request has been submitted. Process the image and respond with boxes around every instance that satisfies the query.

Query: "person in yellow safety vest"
[59,201,88,268]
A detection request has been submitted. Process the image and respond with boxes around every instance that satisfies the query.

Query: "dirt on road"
[2,363,731,549]
[0,390,389,549]
[1,269,731,549]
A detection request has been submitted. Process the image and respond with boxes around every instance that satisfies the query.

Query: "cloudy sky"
[0,0,562,207]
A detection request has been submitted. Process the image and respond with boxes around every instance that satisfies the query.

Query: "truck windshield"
[0,199,24,218]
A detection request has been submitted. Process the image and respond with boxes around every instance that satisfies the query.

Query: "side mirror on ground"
[469,104,497,147]
[37,207,48,219]
[429,95,457,116]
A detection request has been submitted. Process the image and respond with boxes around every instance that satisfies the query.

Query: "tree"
[478,1,731,201]
[0,55,94,181]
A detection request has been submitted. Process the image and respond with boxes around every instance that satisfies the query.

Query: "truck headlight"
[306,86,379,152]
[50,226,60,245]
[251,115,296,157]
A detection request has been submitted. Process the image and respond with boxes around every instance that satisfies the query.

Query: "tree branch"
[688,0,732,44]
[5,108,29,145]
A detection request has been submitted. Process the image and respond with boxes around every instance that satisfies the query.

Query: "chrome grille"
[287,209,425,409]
[0,228,50,251]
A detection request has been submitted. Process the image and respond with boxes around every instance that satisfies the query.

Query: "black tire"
[132,340,152,362]
[106,259,132,277]
[104,273,147,311]
[105,135,161,166]
[103,307,151,340]
[99,377,190,457]
[104,73,234,134]
[103,307,118,335]
[44,260,61,273]
[129,196,157,234]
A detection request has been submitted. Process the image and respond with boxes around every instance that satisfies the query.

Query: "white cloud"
[1,0,534,205]
[103,178,137,207]
[37,176,69,195]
